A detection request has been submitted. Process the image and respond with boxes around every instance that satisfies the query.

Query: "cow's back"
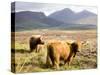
[47,41,71,59]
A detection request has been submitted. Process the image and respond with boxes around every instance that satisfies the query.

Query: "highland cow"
[46,40,79,69]
[29,35,44,52]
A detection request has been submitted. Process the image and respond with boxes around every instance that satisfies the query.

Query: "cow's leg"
[50,55,55,68]
[64,58,68,66]
[64,57,71,66]
[53,55,60,69]
[46,55,52,68]
[35,46,38,52]
[67,56,73,66]
[30,46,32,52]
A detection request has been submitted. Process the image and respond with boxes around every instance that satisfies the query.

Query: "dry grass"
[11,29,97,73]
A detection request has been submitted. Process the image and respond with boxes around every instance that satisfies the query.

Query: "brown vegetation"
[11,29,97,73]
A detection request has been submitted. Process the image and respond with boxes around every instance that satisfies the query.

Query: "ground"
[11,29,97,73]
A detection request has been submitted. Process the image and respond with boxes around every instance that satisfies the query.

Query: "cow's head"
[71,42,79,57]
[36,37,44,45]
[67,42,79,57]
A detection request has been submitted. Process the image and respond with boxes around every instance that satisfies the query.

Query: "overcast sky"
[13,1,97,16]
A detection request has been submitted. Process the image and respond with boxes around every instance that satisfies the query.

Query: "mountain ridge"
[11,8,97,31]
[48,8,97,24]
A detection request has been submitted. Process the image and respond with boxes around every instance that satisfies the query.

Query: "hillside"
[11,11,66,31]
[11,9,97,31]
[48,8,97,25]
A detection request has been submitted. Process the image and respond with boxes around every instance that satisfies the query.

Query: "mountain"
[48,8,97,25]
[75,10,96,19]
[48,8,75,23]
[11,9,97,31]
[14,11,46,22]
[11,11,66,31]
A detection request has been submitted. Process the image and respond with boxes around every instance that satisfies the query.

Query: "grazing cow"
[46,40,79,69]
[29,35,44,52]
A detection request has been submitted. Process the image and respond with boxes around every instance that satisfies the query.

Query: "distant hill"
[11,11,66,31]
[11,8,97,31]
[48,8,97,25]
[48,8,75,23]
[75,10,96,19]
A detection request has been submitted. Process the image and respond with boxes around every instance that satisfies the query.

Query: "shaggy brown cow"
[29,35,44,52]
[46,40,79,69]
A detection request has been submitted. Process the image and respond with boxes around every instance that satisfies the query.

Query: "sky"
[13,1,97,16]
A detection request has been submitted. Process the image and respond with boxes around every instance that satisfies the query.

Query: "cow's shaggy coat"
[29,36,44,52]
[46,40,79,69]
